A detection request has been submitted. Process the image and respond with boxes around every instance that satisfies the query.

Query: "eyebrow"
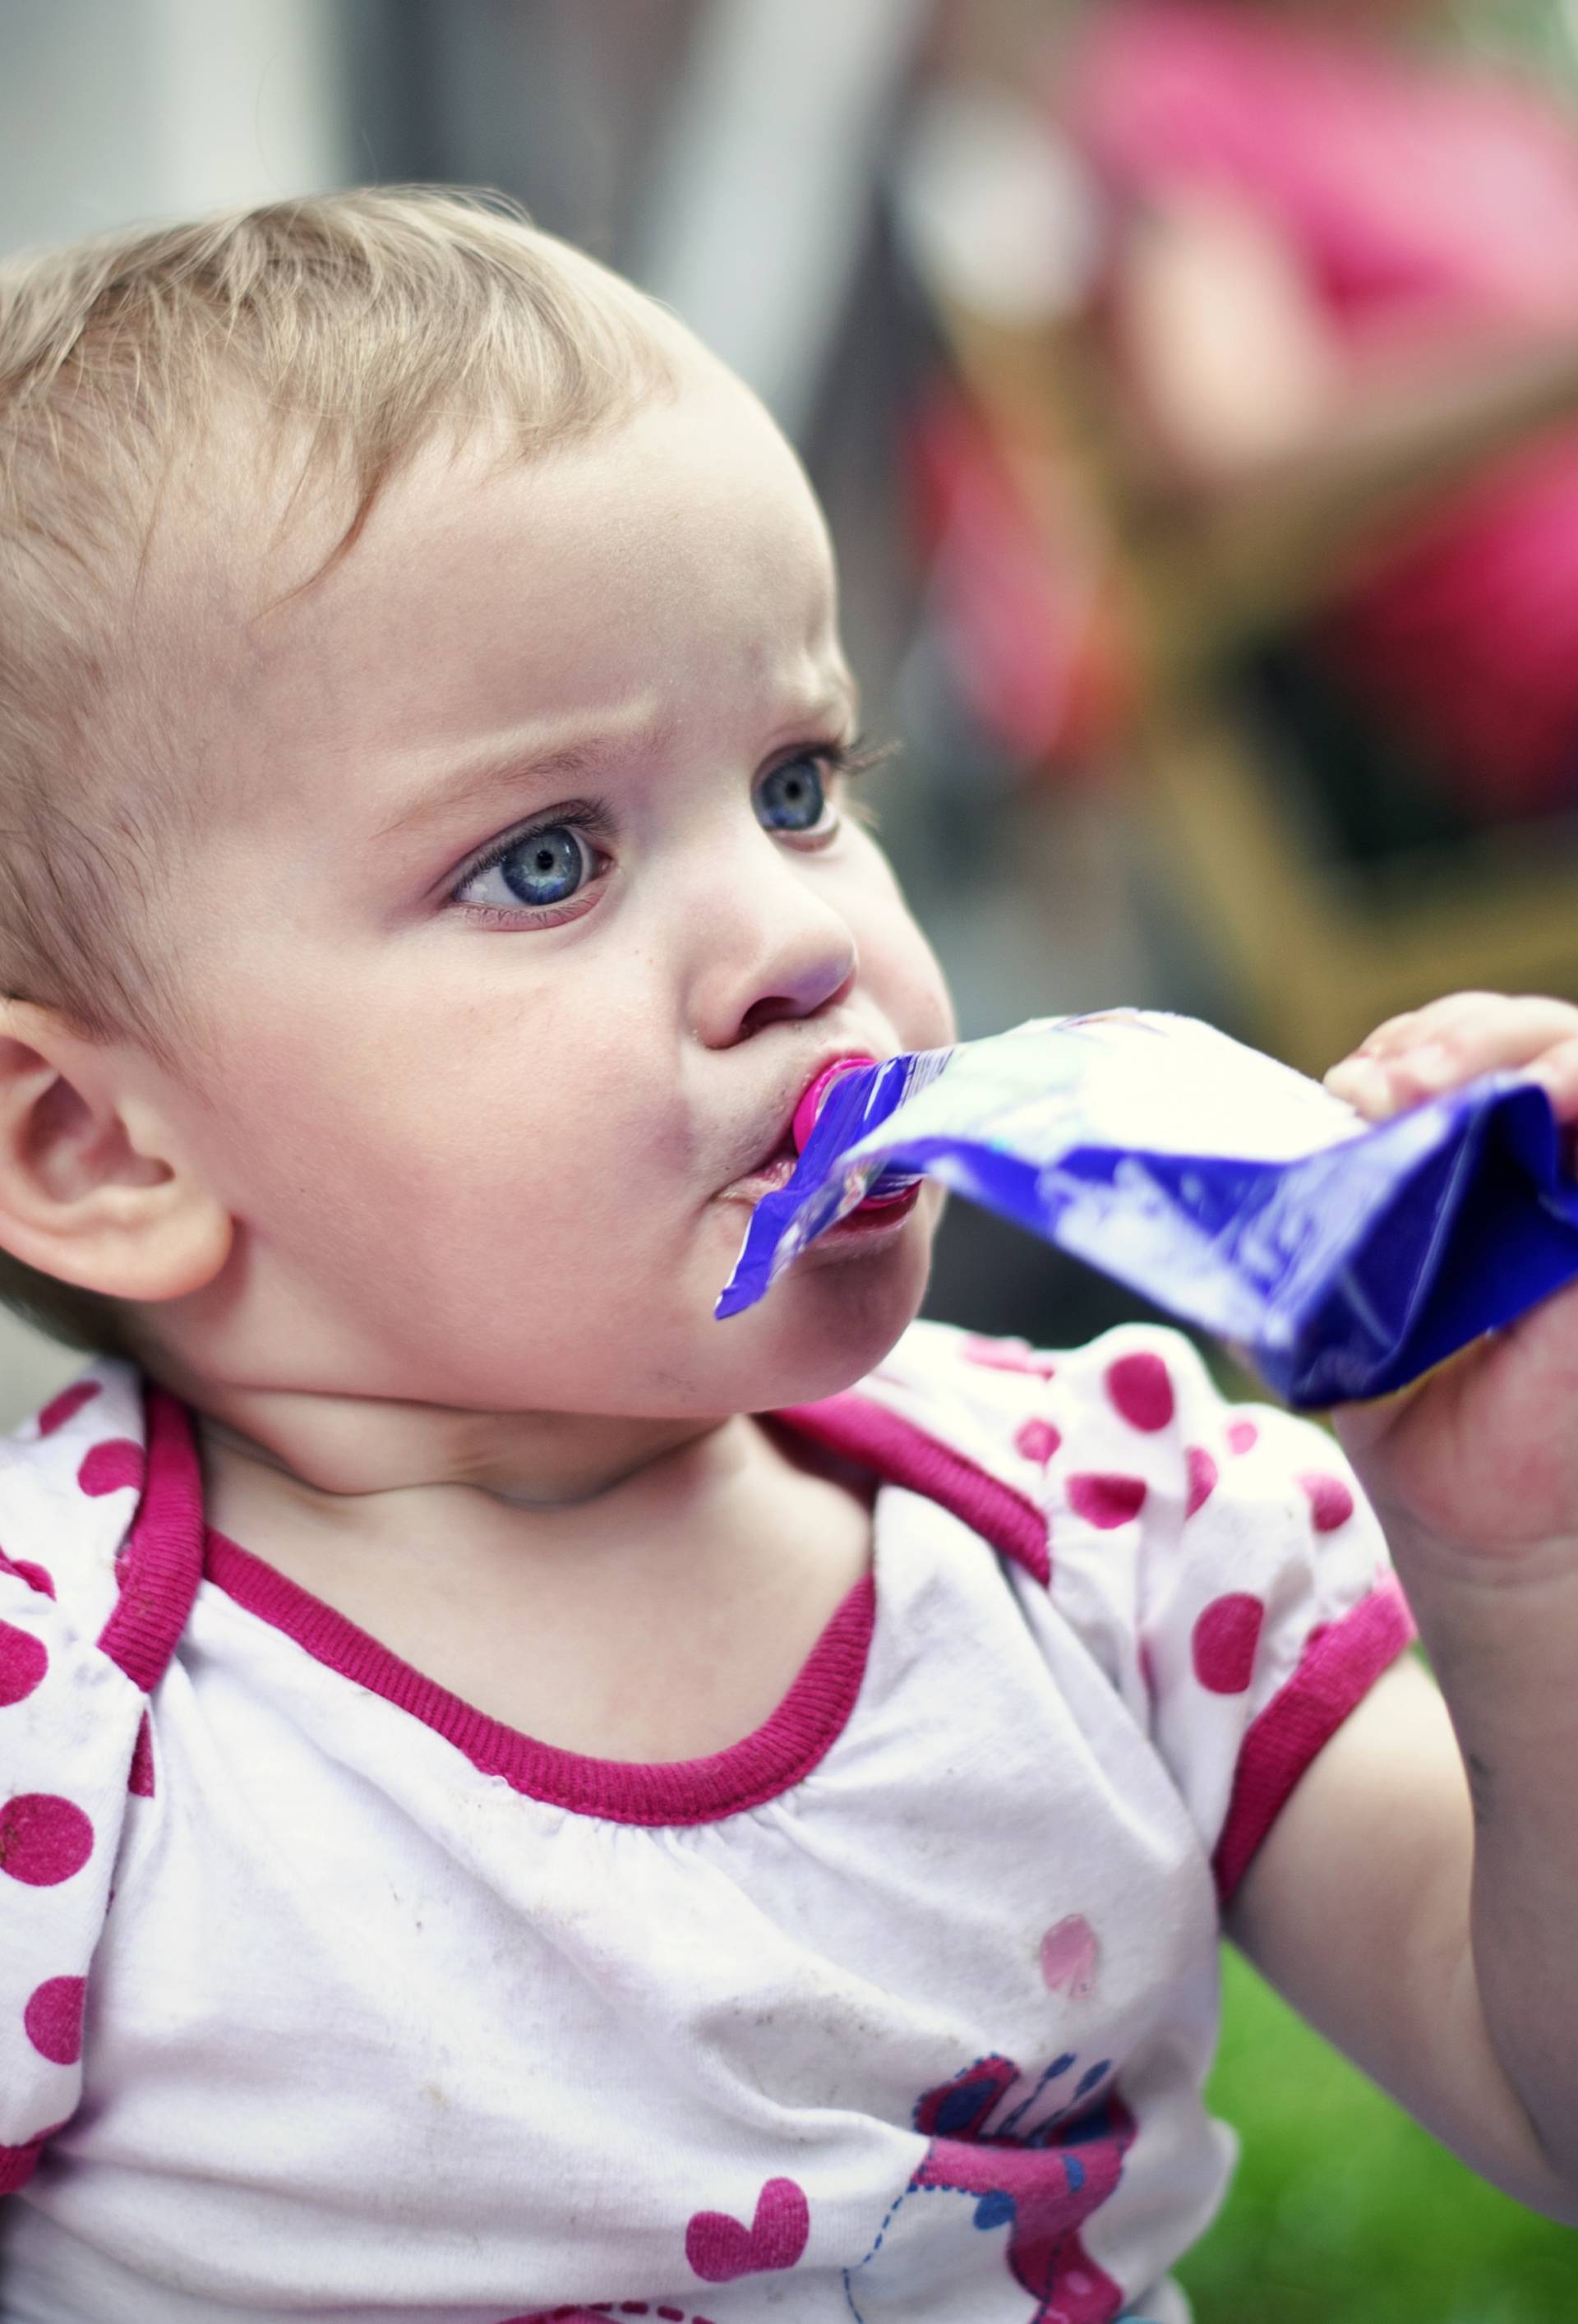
[371,723,678,846]
[371,685,860,847]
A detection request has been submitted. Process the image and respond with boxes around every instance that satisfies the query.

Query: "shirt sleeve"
[1033,1323,1416,1902]
[0,1562,145,2192]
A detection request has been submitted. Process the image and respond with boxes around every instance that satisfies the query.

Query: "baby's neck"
[187,1381,718,1514]
[187,1386,791,1604]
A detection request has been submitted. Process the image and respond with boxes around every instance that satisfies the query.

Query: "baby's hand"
[1315,997,1578,2219]
[1324,989,1578,1126]
[1325,990,1578,1567]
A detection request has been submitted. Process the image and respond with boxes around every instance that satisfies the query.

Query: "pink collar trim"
[205,1527,875,1828]
[122,1379,1046,1828]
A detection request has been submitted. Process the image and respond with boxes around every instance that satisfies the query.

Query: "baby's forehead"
[298,380,828,633]
[155,376,845,840]
[191,354,818,611]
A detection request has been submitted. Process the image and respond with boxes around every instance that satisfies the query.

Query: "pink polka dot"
[76,1440,145,1499]
[1014,1418,1062,1466]
[0,1621,48,1707]
[963,1336,1057,1379]
[1184,1446,1218,1519]
[1192,1593,1265,1693]
[127,1713,155,1799]
[1066,1472,1148,1529]
[1105,1352,1174,1432]
[0,1551,53,1600]
[0,1794,94,1886]
[1300,1472,1355,1533]
[23,1976,85,2066]
[1225,1419,1258,1456]
[37,1381,101,1437]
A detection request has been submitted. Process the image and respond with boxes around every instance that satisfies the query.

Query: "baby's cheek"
[890,924,957,1051]
[825,831,955,1049]
[855,884,948,1035]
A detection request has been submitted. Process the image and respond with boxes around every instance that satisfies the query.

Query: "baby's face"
[153,363,955,1422]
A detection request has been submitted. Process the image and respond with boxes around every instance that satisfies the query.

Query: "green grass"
[1174,1948,1578,2323]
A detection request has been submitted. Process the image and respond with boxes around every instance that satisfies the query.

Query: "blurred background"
[6,2,1578,2314]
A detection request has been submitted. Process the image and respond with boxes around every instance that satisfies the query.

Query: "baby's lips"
[791,1055,879,1155]
[791,1054,919,1211]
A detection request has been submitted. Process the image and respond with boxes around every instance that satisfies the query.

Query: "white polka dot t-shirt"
[0,1321,1413,2324]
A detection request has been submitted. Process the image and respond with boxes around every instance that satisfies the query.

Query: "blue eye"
[756,753,830,834]
[495,824,590,907]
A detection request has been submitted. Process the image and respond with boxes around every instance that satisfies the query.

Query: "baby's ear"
[0,998,233,1301]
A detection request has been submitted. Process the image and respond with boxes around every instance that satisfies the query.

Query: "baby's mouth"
[722,1053,920,1212]
[720,1056,874,1206]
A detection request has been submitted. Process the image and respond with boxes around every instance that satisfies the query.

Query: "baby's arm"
[1229,994,1578,2222]
[1226,1654,1578,2218]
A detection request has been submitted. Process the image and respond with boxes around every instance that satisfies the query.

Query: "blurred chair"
[896,2,1578,1070]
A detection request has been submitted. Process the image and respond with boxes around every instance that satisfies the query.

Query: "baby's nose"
[688,874,858,1046]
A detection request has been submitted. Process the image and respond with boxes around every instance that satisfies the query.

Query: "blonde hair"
[0,186,680,1355]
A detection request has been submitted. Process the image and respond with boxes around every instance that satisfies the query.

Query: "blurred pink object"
[907,385,1131,768]
[1064,1,1578,817]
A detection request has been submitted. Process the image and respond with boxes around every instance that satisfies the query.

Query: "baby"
[0,188,1576,2324]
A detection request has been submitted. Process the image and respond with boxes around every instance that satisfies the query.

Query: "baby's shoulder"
[864,1314,1237,1464]
[0,1358,152,1639]
[876,1314,1340,1448]
[862,1316,1361,1560]
[837,1322,1404,1902]
[0,1361,164,2178]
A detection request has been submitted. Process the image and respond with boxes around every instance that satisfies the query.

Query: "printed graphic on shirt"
[844,2052,1135,2322]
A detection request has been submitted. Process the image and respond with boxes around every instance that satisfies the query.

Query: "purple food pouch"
[715,1010,1578,1407]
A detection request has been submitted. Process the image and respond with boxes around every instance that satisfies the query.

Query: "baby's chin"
[711,1190,940,1413]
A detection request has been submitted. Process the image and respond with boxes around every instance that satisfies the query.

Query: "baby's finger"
[1328,994,1497,1103]
[1354,989,1570,1060]
[1392,995,1578,1090]
[1348,989,1478,1054]
[1327,994,1578,1114]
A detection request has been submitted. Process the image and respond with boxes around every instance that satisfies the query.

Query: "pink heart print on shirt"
[685,2176,810,2282]
[1040,1913,1100,2002]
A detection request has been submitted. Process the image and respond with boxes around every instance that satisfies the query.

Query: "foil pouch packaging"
[715,1010,1578,1408]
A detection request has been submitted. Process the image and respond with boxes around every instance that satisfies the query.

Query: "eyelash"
[449,734,898,927]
